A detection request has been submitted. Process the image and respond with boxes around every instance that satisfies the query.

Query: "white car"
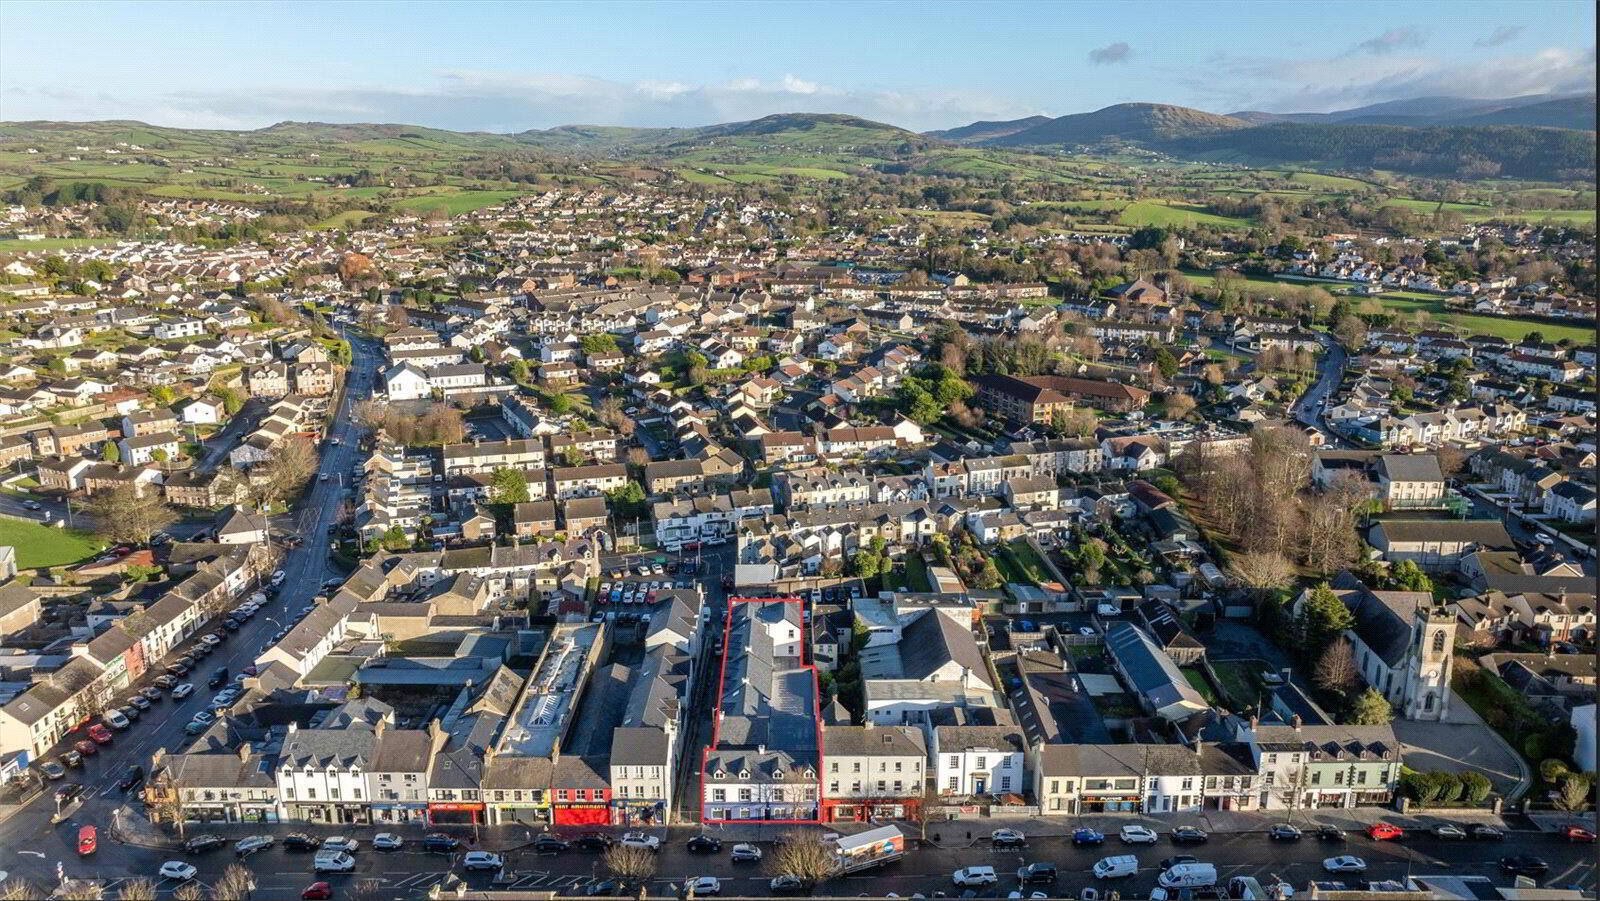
[270,570,286,586]
[953,867,998,886]
[159,861,197,881]
[171,683,195,699]
[620,832,661,851]
[1119,825,1159,844]
[991,828,1026,845]
[373,832,403,850]
[321,836,358,852]
[462,851,504,871]
[103,710,130,730]
[730,843,762,862]
[1323,856,1367,874]
[687,877,721,896]
[314,851,356,873]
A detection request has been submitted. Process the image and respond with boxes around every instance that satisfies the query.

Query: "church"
[1298,572,1458,722]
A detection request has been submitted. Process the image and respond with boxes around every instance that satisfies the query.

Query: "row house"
[820,725,927,823]
[443,438,546,475]
[551,463,628,500]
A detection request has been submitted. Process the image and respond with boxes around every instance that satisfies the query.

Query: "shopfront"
[371,803,428,824]
[822,799,917,823]
[485,801,547,826]
[553,802,611,826]
[427,801,485,826]
[1078,794,1142,813]
[612,799,664,826]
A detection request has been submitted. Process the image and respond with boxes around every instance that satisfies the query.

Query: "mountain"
[925,116,1052,145]
[514,113,928,157]
[1225,93,1596,131]
[988,103,1250,147]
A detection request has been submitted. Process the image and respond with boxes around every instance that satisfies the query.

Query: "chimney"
[1292,715,1302,732]
[239,742,252,761]
[757,744,766,755]
[1249,715,1258,731]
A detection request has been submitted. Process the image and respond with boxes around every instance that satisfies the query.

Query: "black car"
[1316,825,1346,842]
[532,835,569,854]
[185,834,226,854]
[768,876,810,897]
[283,833,319,851]
[1467,824,1504,840]
[117,765,144,792]
[1268,824,1303,841]
[222,619,241,631]
[423,833,461,852]
[208,668,230,689]
[1017,863,1057,884]
[54,783,84,805]
[1160,855,1198,872]
[687,835,724,854]
[1499,856,1549,878]
[585,880,623,897]
[1171,826,1209,844]
[573,833,615,852]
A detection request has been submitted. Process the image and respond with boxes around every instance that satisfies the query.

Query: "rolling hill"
[925,116,1052,145]
[985,103,1250,147]
[1226,93,1596,131]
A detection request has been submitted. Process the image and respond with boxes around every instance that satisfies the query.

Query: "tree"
[215,385,245,415]
[1227,550,1294,600]
[509,359,531,384]
[84,483,176,547]
[0,877,41,901]
[1056,407,1098,437]
[488,467,530,505]
[212,864,255,901]
[1298,584,1357,654]
[172,885,205,901]
[1539,758,1572,784]
[251,437,317,510]
[1389,559,1434,593]
[1151,345,1179,380]
[606,481,649,522]
[1164,392,1196,421]
[1555,772,1592,812]
[345,879,383,901]
[1313,639,1359,694]
[1459,771,1492,805]
[558,446,584,467]
[974,558,1004,590]
[580,334,619,354]
[766,829,838,889]
[116,880,157,901]
[145,770,188,838]
[1346,687,1394,725]
[102,442,120,463]
[55,883,102,901]
[603,845,658,890]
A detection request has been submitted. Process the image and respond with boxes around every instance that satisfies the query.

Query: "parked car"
[171,683,195,700]
[620,832,661,851]
[60,751,82,768]
[87,724,112,744]
[991,828,1027,847]
[373,833,403,851]
[573,833,614,852]
[1467,824,1504,841]
[532,835,569,854]
[1016,863,1057,885]
[1499,855,1549,878]
[320,836,358,853]
[153,675,178,689]
[1159,856,1198,872]
[422,833,460,853]
[1073,828,1106,846]
[1316,825,1345,842]
[301,883,333,901]
[953,867,998,887]
[586,880,624,897]
[1367,823,1404,841]
[687,835,723,854]
[1269,824,1303,841]
[103,710,131,730]
[1430,824,1467,840]
[1562,825,1597,843]
[1120,825,1159,844]
[1323,857,1367,874]
[235,835,274,858]
[769,875,808,896]
[185,835,226,854]
[1171,826,1209,844]
[313,851,356,874]
[129,695,152,711]
[462,851,504,871]
[55,783,84,805]
[731,843,762,863]
[140,687,163,701]
[686,877,721,896]
[74,740,98,757]
[117,765,145,792]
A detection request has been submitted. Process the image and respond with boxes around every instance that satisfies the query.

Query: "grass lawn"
[1182,667,1221,706]
[991,548,1030,585]
[904,552,933,592]
[392,189,525,216]
[1210,660,1263,711]
[1004,538,1054,584]
[0,515,105,569]
[1117,200,1251,229]
[0,236,123,252]
[311,210,378,230]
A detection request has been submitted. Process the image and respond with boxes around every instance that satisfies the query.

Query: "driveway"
[1392,690,1531,798]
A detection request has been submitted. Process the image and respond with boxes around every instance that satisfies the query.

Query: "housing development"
[0,46,1595,901]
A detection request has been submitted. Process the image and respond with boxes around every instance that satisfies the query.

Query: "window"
[1181,778,1192,790]
[948,756,960,768]
[739,788,752,801]
[330,789,340,800]
[876,781,886,793]
[830,762,839,773]
[947,777,959,790]
[852,762,861,773]
[1334,771,1344,785]
[1311,771,1322,785]
[712,788,726,802]
[1432,631,1446,654]
[351,788,362,799]
[894,781,903,792]
[974,756,986,770]
[1000,777,1011,791]
[829,782,839,793]
[558,790,570,801]
[1357,770,1368,785]
[894,762,903,773]
[306,788,316,799]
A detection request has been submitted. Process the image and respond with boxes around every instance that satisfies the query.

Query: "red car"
[1562,824,1597,843]
[301,882,333,900]
[86,724,113,745]
[1367,822,1405,841]
[78,825,97,856]
[73,740,98,756]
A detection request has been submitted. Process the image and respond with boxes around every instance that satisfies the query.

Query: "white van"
[1093,855,1139,880]
[1159,862,1217,889]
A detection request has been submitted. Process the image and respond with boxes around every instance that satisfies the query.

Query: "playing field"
[0,515,105,569]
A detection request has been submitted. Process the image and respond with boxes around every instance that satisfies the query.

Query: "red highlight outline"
[700,596,823,825]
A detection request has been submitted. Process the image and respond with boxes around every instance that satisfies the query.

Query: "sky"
[1,0,1594,133]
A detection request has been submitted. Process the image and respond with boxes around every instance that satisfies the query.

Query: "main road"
[0,328,382,891]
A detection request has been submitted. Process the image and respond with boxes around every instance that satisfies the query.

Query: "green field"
[391,190,526,216]
[0,236,123,252]
[1117,200,1251,229]
[0,515,105,569]
[311,210,379,230]
[1375,297,1592,343]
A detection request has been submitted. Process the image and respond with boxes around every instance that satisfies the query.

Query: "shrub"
[1434,772,1463,805]
[1540,759,1572,784]
[1459,771,1492,805]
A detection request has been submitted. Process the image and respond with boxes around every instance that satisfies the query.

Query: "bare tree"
[172,884,205,901]
[55,882,103,901]
[345,879,383,901]
[144,770,188,838]
[603,845,658,890]
[116,881,157,901]
[1164,392,1197,421]
[765,829,838,888]
[0,877,42,901]
[252,437,318,510]
[1313,639,1359,693]
[212,864,255,901]
[1227,550,1295,600]
[84,483,177,547]
[418,404,467,446]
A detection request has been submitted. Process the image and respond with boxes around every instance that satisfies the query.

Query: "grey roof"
[934,724,1025,754]
[1378,454,1444,482]
[1336,586,1431,667]
[896,609,993,688]
[1105,622,1207,715]
[1036,742,1202,777]
[1373,519,1514,547]
[822,725,926,758]
[281,726,377,769]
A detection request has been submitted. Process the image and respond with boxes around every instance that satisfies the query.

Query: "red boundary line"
[700,596,822,825]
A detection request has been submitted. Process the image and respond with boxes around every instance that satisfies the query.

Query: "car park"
[1120,825,1159,844]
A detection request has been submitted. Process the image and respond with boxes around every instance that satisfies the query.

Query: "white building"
[932,724,1027,797]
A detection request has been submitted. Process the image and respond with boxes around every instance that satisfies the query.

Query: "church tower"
[1403,605,1456,721]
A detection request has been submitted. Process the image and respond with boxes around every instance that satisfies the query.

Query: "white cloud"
[1088,42,1132,65]
[3,70,1039,133]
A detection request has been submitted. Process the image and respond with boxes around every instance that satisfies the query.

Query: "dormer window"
[738,769,750,779]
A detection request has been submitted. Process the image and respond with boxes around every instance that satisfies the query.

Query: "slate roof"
[1105,622,1207,716]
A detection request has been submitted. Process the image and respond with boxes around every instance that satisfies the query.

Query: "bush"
[1459,771,1492,805]
[1540,759,1572,784]
[1435,772,1463,805]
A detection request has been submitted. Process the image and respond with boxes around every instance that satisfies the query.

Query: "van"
[1159,862,1218,889]
[1228,877,1270,899]
[1093,856,1138,880]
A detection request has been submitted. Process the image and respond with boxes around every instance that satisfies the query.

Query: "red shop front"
[428,801,484,825]
[553,803,611,826]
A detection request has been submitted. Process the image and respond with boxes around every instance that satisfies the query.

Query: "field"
[310,210,379,230]
[1374,297,1592,343]
[0,515,105,569]
[391,189,527,216]
[0,236,123,252]
[1116,200,1252,229]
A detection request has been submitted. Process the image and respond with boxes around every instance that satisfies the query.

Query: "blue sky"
[1,0,1593,131]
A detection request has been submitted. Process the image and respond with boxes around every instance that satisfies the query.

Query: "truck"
[830,825,905,874]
